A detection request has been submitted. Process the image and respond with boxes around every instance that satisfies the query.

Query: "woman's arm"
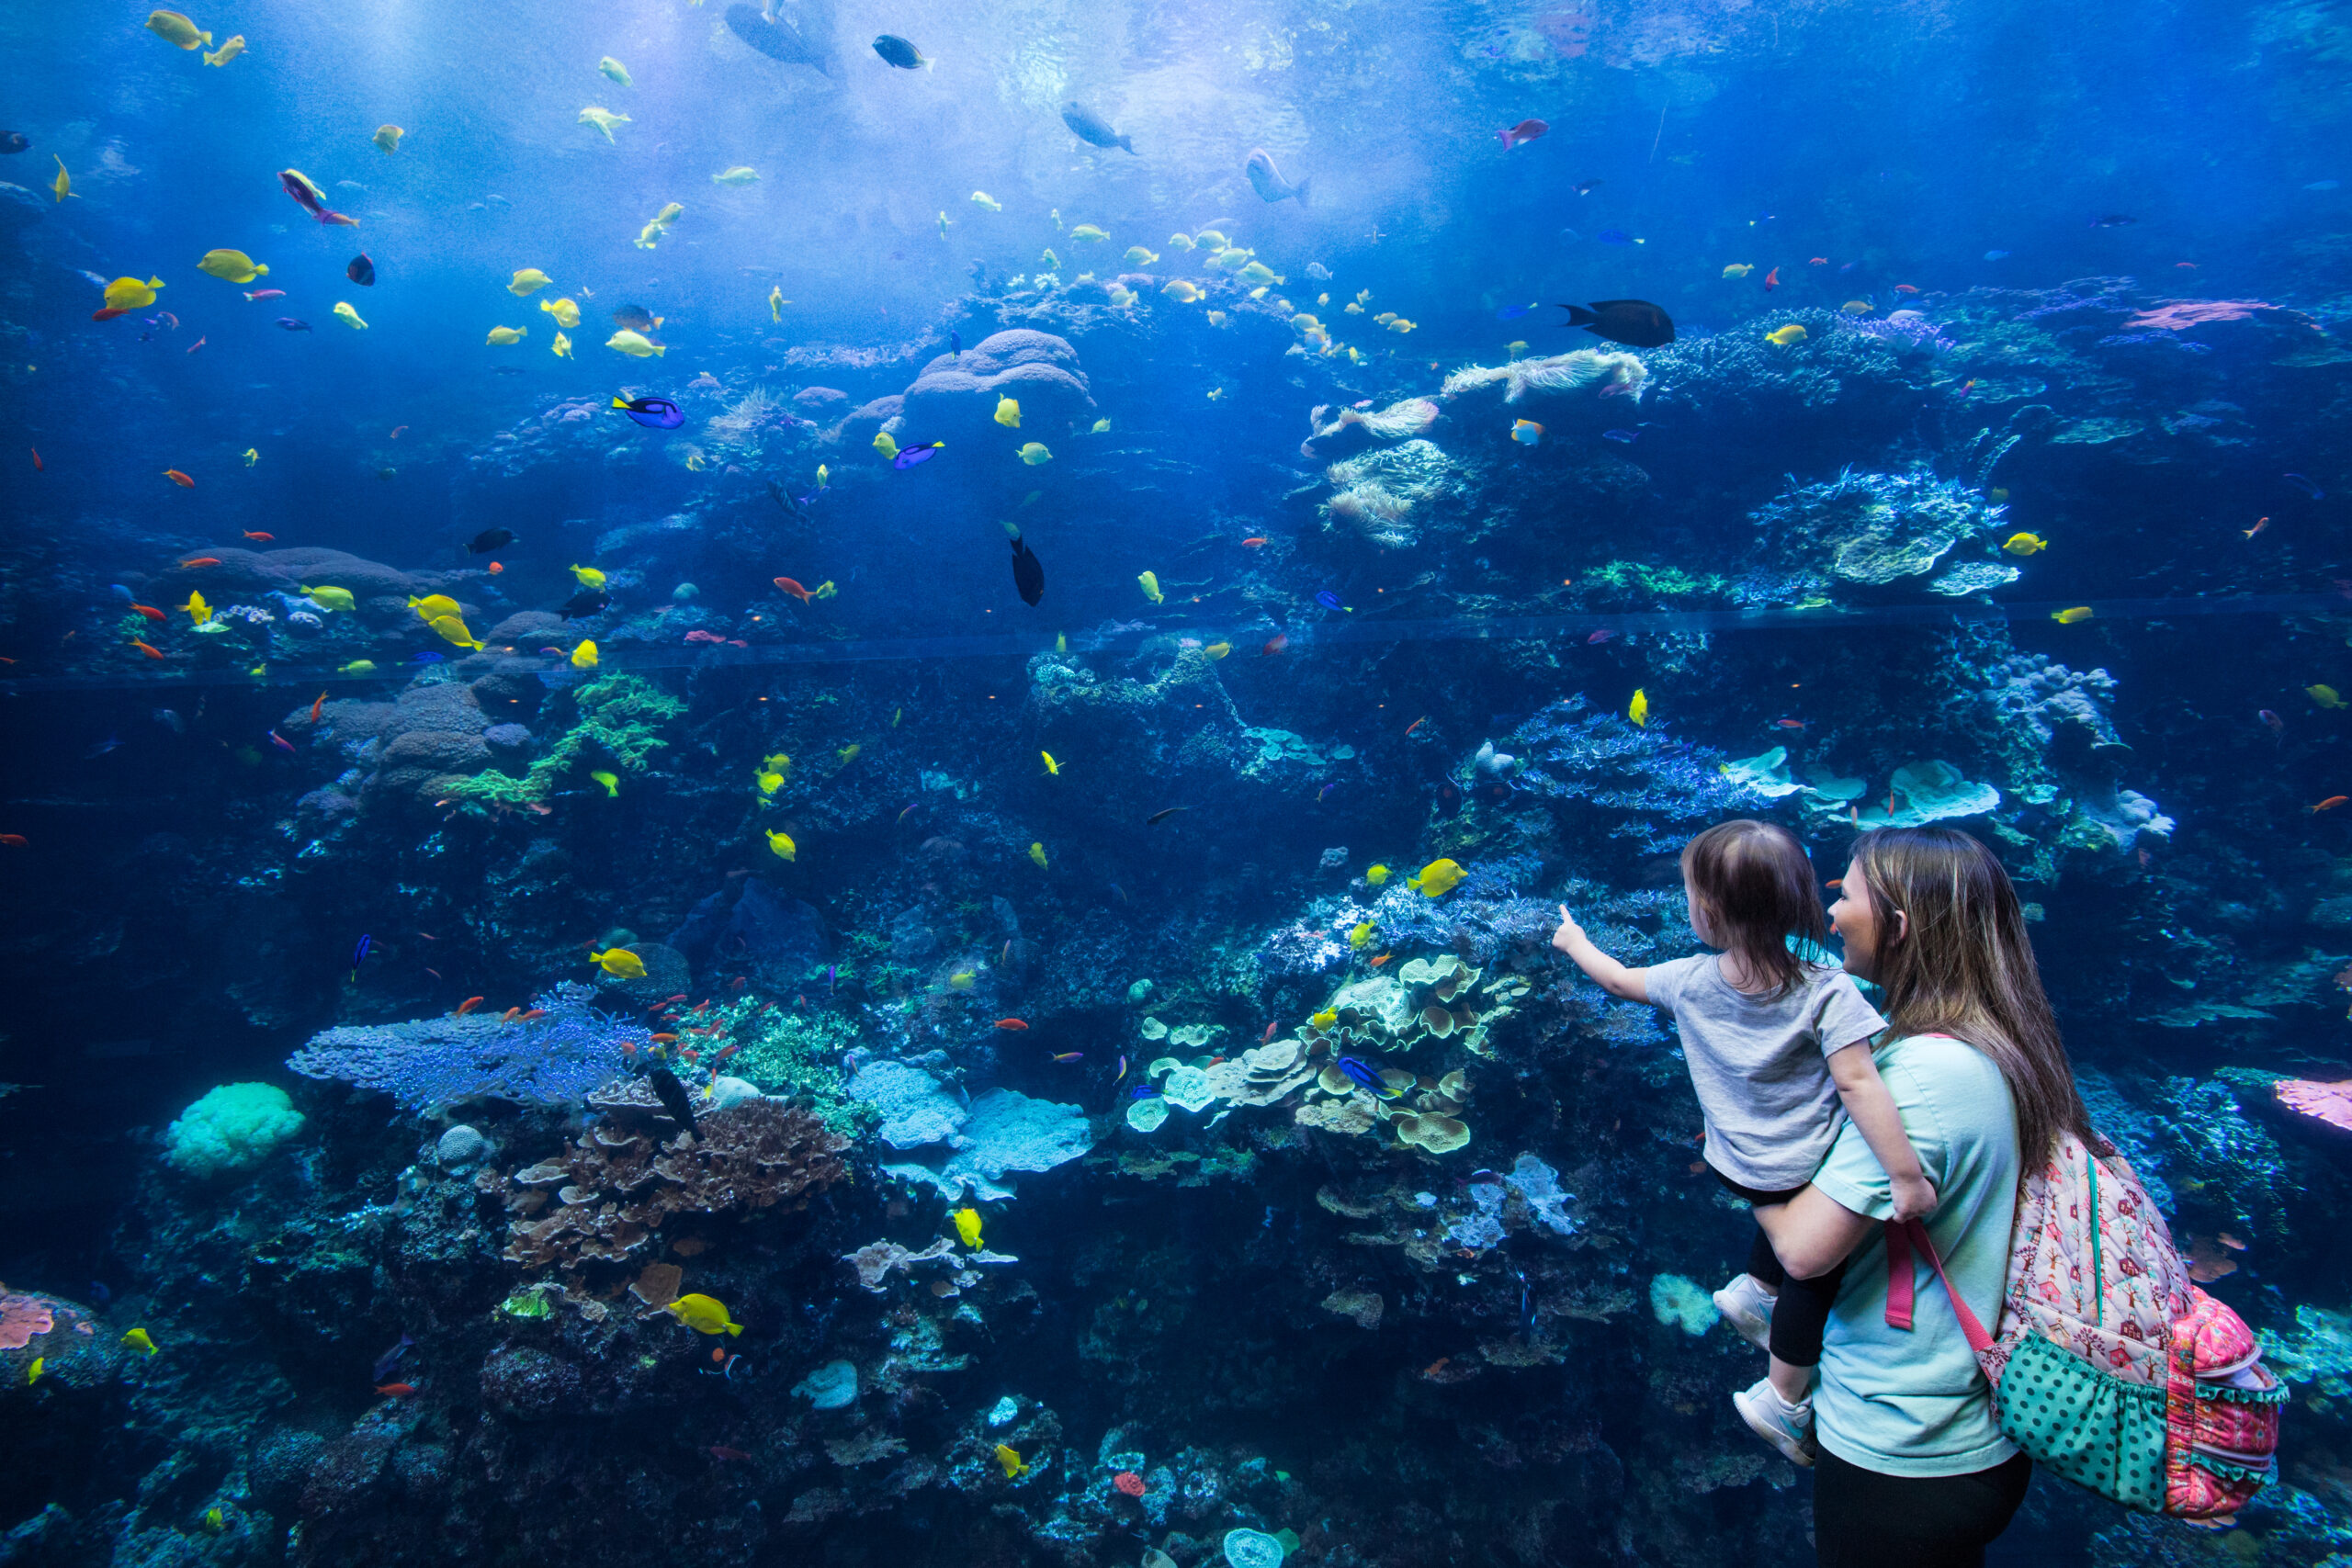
[1551,905,1649,1003]
[1751,1183,1879,1280]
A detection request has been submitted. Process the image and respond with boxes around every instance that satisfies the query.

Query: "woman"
[1752,826,2096,1568]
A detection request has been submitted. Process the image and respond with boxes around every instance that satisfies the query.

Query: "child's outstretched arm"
[1552,905,1650,1003]
[1826,1040,1937,1222]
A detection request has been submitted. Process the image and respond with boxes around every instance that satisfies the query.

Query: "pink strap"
[1882,1218,1996,1356]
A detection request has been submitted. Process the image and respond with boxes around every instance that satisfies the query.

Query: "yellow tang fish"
[712,166,758,186]
[26,1357,42,1384]
[2002,532,2047,556]
[1764,324,1807,346]
[1091,418,1111,434]
[598,56,632,86]
[429,615,482,649]
[408,593,460,621]
[52,157,75,203]
[995,396,1021,428]
[569,565,605,590]
[1408,858,1466,898]
[1204,642,1230,659]
[948,970,976,990]
[105,276,165,311]
[1309,1009,1338,1031]
[588,946,646,977]
[606,330,664,357]
[198,249,267,284]
[179,591,210,626]
[1239,261,1283,286]
[374,125,403,154]
[1069,223,1109,242]
[579,106,631,142]
[202,34,243,65]
[1160,280,1204,303]
[243,448,259,466]
[1166,233,1196,252]
[1349,921,1375,949]
[1137,570,1163,604]
[971,191,1002,212]
[1039,248,1060,272]
[1723,264,1753,279]
[995,1444,1027,1479]
[539,297,581,329]
[552,331,572,359]
[1387,318,1416,333]
[1841,299,1873,315]
[2051,606,2094,625]
[768,286,785,321]
[1205,310,1227,327]
[756,768,785,795]
[507,268,552,296]
[766,828,797,861]
[123,1326,160,1355]
[571,640,598,670]
[1365,864,1390,886]
[2309,684,2346,710]
[145,11,211,50]
[1125,246,1159,266]
[1029,842,1048,869]
[486,325,527,344]
[1629,688,1650,727]
[1017,442,1053,466]
[333,301,367,330]
[1041,750,1061,776]
[665,1294,743,1335]
[590,771,618,797]
[955,1207,983,1247]
[874,430,900,460]
[303,585,356,612]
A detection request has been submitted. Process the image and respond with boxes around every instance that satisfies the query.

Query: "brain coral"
[898,330,1096,443]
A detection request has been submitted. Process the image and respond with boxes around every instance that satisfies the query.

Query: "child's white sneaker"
[1733,1377,1816,1468]
[1712,1272,1776,1352]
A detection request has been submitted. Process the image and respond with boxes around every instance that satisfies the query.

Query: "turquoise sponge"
[163,1082,305,1178]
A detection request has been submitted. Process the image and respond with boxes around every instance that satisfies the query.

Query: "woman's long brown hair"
[1849,826,2094,1172]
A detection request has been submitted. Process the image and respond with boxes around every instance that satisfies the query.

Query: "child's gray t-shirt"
[1646,955,1889,1190]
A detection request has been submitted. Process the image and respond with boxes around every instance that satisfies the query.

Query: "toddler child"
[1550,818,1935,1466]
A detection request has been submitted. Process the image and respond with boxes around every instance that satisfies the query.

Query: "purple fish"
[268,729,296,754]
[276,317,312,332]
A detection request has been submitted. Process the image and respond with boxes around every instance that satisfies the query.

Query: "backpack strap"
[1883,1218,1996,1357]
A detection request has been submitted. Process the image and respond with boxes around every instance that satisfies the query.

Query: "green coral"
[443,673,684,807]
[722,1000,864,1134]
[1584,559,1730,601]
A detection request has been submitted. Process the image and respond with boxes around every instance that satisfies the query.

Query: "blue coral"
[286,982,642,1111]
[1505,695,1758,855]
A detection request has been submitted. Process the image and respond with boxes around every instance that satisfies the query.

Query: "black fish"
[276,317,311,333]
[872,33,926,68]
[371,1333,414,1383]
[1556,299,1675,349]
[346,253,376,287]
[1244,148,1308,204]
[560,588,610,620]
[469,528,514,554]
[725,4,828,73]
[2089,213,2138,228]
[1060,102,1135,153]
[612,304,659,333]
[0,132,29,154]
[767,480,796,513]
[1146,807,1188,827]
[647,1066,698,1136]
[1009,534,1045,605]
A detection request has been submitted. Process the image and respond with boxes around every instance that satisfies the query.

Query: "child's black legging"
[1717,1172,1849,1367]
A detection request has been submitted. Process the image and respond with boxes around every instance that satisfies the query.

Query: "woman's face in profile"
[1827,857,1883,980]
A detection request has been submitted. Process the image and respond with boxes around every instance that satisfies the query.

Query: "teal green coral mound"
[1648,1273,1720,1337]
[443,673,684,807]
[723,1001,863,1134]
[164,1082,305,1178]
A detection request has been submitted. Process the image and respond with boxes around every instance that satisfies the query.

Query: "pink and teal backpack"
[1888,1129,2285,1523]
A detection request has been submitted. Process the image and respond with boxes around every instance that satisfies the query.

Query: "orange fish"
[518,1010,546,1021]
[500,1007,522,1022]
[1825,877,1843,890]
[680,1047,699,1062]
[375,1382,416,1397]
[1262,1021,1279,1043]
[1241,536,1268,548]
[620,1040,638,1056]
[309,691,326,724]
[454,996,484,1016]
[650,1032,679,1043]
[487,562,503,574]
[243,530,274,541]
[0,835,26,847]
[1261,631,1288,656]
[2244,517,2268,539]
[187,335,206,355]
[1420,1358,1451,1377]
[1763,266,1780,290]
[1370,953,1390,967]
[1775,718,1807,730]
[29,447,42,471]
[2312,796,2347,814]
[180,558,220,568]
[164,469,194,488]
[1406,716,1428,736]
[773,576,820,603]
[1894,284,1920,295]
[130,604,165,622]
[994,1019,1030,1031]
[132,640,164,660]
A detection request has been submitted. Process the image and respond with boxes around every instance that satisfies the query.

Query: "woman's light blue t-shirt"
[1810,1033,2022,1479]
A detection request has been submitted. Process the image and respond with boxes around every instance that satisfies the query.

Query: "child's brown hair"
[1679,818,1830,998]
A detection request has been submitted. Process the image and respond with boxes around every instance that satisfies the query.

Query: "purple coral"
[0,1291,54,1350]
[287,982,642,1111]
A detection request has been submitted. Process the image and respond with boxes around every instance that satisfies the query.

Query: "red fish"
[1241,536,1268,548]
[709,1446,751,1462]
[1775,718,1807,730]
[0,835,26,847]
[1405,716,1428,737]
[164,469,194,488]
[130,604,165,622]
[773,576,816,603]
[92,307,133,321]
[650,1032,679,1043]
[278,168,359,226]
[1825,877,1843,890]
[1261,631,1288,656]
[2314,796,2348,814]
[1763,266,1780,290]
[28,448,40,471]
[244,288,286,301]
[244,530,275,541]
[1894,284,1920,295]
[1370,954,1390,967]
[519,1010,546,1021]
[2243,517,2268,539]
[132,640,164,660]
[1587,629,1617,644]
[1498,118,1548,149]
[309,691,326,723]
[1262,1021,1278,1043]
[994,1019,1030,1031]
[454,996,484,1017]
[375,1382,415,1397]
[179,558,220,568]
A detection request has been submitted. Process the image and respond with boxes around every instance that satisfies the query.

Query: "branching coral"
[1440,348,1645,403]
[1322,439,1464,547]
[288,982,643,1111]
[705,383,784,442]
[483,1098,848,1276]
[441,672,683,807]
